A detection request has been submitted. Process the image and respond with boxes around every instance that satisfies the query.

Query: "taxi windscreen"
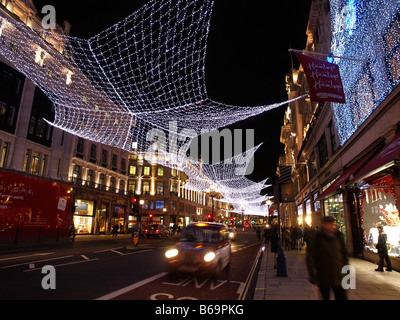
[181,226,222,243]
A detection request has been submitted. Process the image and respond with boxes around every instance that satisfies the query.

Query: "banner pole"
[288,49,368,63]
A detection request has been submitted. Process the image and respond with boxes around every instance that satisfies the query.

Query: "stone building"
[280,0,400,271]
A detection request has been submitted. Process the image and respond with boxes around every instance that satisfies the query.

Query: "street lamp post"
[139,199,145,234]
[275,179,287,277]
[206,184,218,222]
[266,199,272,225]
[163,207,167,225]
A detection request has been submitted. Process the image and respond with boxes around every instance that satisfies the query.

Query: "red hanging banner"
[295,52,346,103]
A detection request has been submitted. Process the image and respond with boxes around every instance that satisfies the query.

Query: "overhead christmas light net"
[0,0,301,154]
[0,0,302,211]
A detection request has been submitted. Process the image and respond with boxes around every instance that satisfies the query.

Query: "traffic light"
[207,214,213,222]
[149,214,153,219]
[131,197,139,213]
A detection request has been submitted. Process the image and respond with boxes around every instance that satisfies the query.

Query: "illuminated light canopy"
[0,0,302,155]
[0,0,305,211]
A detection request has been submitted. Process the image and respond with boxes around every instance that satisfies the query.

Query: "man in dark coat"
[270,227,279,253]
[306,216,349,300]
[375,225,392,272]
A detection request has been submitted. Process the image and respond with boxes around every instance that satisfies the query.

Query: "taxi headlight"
[165,249,179,259]
[229,232,234,238]
[204,252,216,262]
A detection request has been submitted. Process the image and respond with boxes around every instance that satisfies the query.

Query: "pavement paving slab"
[254,244,400,300]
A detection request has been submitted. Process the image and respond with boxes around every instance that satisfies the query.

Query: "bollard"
[37,227,42,243]
[133,229,139,246]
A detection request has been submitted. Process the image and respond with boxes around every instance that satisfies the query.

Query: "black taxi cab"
[164,222,232,278]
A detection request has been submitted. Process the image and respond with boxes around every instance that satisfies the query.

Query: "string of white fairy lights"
[179,145,272,214]
[329,0,400,145]
[0,0,304,215]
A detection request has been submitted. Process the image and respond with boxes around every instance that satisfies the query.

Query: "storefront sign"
[295,52,346,103]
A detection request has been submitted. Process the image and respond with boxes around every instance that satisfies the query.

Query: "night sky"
[33,0,312,189]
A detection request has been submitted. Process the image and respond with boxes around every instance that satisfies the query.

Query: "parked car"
[145,224,170,238]
[164,222,232,278]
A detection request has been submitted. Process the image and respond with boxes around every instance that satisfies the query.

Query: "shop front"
[111,205,127,233]
[357,175,400,258]
[296,201,303,226]
[322,193,346,241]
[348,131,400,269]
[305,198,312,226]
[97,202,108,234]
[128,215,137,232]
[73,199,94,234]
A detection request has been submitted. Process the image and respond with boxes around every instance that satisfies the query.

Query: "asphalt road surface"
[0,229,262,300]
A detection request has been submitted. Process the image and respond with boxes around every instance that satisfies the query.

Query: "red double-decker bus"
[0,169,72,242]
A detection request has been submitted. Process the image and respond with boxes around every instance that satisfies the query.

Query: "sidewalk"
[254,245,400,300]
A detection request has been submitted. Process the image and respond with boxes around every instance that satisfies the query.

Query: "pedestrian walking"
[68,223,76,242]
[270,227,279,253]
[303,224,311,248]
[263,227,270,244]
[375,225,392,272]
[283,227,291,251]
[290,226,296,249]
[294,225,303,250]
[306,216,349,300]
[112,224,119,237]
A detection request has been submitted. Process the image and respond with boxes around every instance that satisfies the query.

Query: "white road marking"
[23,258,100,272]
[0,255,74,269]
[96,272,168,300]
[0,252,55,262]
[93,247,154,256]
[93,247,123,253]
[121,249,153,256]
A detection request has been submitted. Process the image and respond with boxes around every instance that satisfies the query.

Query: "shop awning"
[315,146,381,201]
[348,131,400,184]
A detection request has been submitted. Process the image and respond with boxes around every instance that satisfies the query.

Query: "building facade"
[281,0,400,270]
[126,154,230,231]
[280,0,334,229]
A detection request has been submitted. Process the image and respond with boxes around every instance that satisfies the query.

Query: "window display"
[305,198,312,225]
[73,215,93,234]
[361,175,400,257]
[74,199,94,234]
[323,193,346,241]
[297,203,303,225]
